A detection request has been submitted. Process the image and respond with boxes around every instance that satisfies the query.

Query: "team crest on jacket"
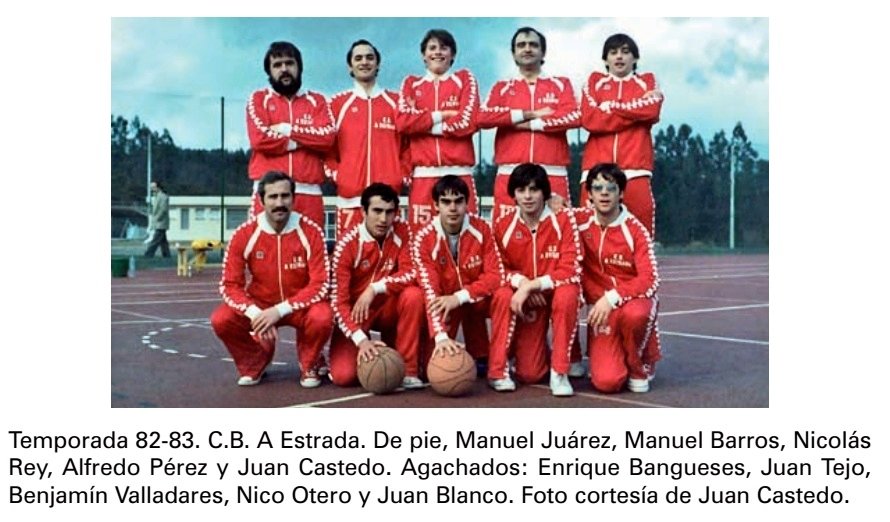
[605,253,632,268]
[415,89,423,98]
[438,256,447,265]
[285,255,307,270]
[540,92,558,105]
[443,95,459,108]
[351,106,359,113]
[464,254,482,270]
[361,259,371,270]
[515,231,524,239]
[542,245,559,260]
[374,116,396,130]
[296,114,314,126]
[256,251,265,260]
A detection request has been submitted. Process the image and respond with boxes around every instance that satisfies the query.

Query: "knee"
[210,305,238,335]
[515,365,547,385]
[591,370,626,394]
[307,302,334,328]
[493,286,513,304]
[329,366,358,387]
[399,286,424,308]
[552,285,580,310]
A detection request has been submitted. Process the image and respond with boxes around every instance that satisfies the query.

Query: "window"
[226,208,248,229]
[208,208,220,221]
[195,208,206,221]
[180,208,190,230]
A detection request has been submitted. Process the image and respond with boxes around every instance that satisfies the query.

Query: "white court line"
[657,293,760,304]
[660,330,768,346]
[660,303,768,316]
[662,272,768,282]
[113,319,210,325]
[112,298,220,306]
[110,282,217,289]
[660,263,768,272]
[288,393,374,407]
[529,385,672,407]
[112,289,219,297]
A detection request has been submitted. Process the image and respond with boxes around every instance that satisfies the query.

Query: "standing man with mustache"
[210,171,333,388]
[327,40,409,237]
[397,29,481,233]
[246,41,336,227]
[580,33,663,236]
[479,27,580,221]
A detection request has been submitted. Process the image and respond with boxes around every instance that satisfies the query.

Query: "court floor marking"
[112,298,221,306]
[659,330,769,346]
[288,393,374,407]
[662,272,768,282]
[659,303,768,316]
[659,262,768,272]
[657,293,763,304]
[529,385,673,407]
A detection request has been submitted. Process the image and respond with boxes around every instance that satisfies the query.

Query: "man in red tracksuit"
[329,183,425,389]
[412,175,504,364]
[246,41,336,227]
[397,29,481,232]
[489,164,581,396]
[576,163,660,393]
[210,171,333,388]
[479,27,580,221]
[580,33,663,236]
[328,40,410,236]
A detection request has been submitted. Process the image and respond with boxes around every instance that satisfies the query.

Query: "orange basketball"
[427,349,476,397]
[357,346,405,394]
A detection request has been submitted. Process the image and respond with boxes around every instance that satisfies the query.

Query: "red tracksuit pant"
[329,286,425,385]
[210,301,333,379]
[587,296,660,393]
[488,284,580,383]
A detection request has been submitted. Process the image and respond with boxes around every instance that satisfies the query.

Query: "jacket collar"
[351,81,383,99]
[593,204,629,228]
[257,210,301,234]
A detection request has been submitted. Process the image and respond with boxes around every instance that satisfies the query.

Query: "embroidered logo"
[442,94,460,108]
[439,256,447,265]
[285,255,307,270]
[464,254,482,270]
[605,253,632,268]
[542,245,560,260]
[361,259,371,270]
[374,116,396,131]
[256,251,265,260]
[601,84,612,91]
[539,92,558,105]
[296,114,314,126]
[351,106,359,113]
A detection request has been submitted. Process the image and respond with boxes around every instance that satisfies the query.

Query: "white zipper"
[366,97,373,185]
[434,81,442,165]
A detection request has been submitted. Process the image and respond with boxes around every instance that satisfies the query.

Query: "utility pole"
[729,139,737,250]
[146,131,152,205]
[220,96,225,243]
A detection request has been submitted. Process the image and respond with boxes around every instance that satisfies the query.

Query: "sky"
[111,17,768,159]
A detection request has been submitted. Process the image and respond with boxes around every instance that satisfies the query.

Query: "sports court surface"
[111,254,768,408]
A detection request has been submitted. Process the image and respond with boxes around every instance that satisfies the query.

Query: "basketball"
[357,346,405,394]
[427,349,476,397]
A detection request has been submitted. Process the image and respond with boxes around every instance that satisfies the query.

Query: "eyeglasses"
[590,183,619,194]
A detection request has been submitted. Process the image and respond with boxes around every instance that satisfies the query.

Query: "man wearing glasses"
[575,163,660,393]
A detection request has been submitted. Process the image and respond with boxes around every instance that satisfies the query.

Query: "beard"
[269,73,301,97]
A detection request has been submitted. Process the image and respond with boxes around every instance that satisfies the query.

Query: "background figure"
[144,181,170,258]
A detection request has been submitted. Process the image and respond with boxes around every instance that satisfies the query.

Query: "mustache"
[272,206,288,213]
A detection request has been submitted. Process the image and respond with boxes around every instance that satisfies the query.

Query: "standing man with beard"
[479,27,580,221]
[246,41,336,227]
[328,40,409,237]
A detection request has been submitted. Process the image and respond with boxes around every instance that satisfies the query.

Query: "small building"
[166,196,496,243]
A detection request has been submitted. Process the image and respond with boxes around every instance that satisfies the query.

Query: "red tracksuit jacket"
[219,212,329,318]
[330,220,415,344]
[580,71,663,179]
[574,206,659,307]
[479,75,579,168]
[492,206,581,290]
[246,88,336,183]
[327,84,410,198]
[411,214,504,341]
[396,69,479,168]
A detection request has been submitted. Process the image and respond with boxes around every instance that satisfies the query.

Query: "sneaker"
[627,377,650,393]
[401,376,426,390]
[488,376,516,392]
[569,359,589,378]
[300,369,321,388]
[237,374,263,386]
[550,369,574,397]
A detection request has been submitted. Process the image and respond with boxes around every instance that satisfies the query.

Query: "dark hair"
[511,26,546,56]
[508,163,551,201]
[432,175,469,203]
[602,33,639,71]
[151,180,165,192]
[347,39,381,66]
[585,163,627,193]
[263,41,304,76]
[361,183,399,211]
[258,171,295,199]
[420,29,457,65]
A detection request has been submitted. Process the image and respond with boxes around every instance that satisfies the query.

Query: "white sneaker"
[627,377,650,393]
[488,376,516,392]
[300,370,321,388]
[237,374,263,386]
[550,369,574,397]
[401,376,426,390]
[569,359,588,378]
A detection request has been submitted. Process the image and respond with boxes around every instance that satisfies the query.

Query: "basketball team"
[209,26,663,397]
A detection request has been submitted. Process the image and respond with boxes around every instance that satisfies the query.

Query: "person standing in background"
[143,181,170,258]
